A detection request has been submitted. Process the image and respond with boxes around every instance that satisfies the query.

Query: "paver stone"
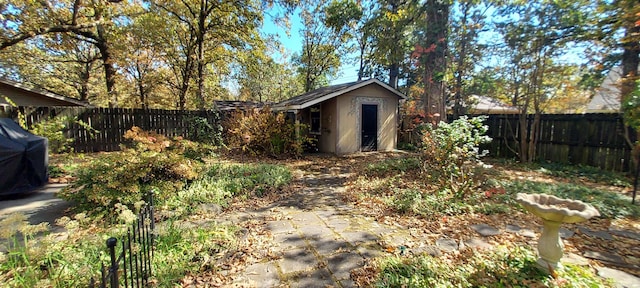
[290,268,336,288]
[326,252,363,280]
[242,262,280,288]
[278,248,318,274]
[597,267,640,288]
[471,224,501,236]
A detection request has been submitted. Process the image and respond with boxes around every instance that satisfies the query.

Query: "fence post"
[149,191,155,241]
[106,237,118,288]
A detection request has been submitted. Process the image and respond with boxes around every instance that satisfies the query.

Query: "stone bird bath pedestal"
[516,193,600,273]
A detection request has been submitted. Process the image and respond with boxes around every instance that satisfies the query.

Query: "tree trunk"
[389,63,399,89]
[79,65,90,101]
[98,42,117,108]
[422,0,449,124]
[453,2,470,119]
[528,112,540,161]
[358,37,366,81]
[196,0,206,110]
[518,102,529,162]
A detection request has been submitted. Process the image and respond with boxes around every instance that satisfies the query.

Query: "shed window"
[310,105,321,134]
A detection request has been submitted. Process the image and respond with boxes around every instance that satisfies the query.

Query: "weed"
[373,245,611,287]
[365,157,421,177]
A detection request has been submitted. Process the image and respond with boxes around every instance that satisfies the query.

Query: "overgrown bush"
[185,114,223,145]
[29,116,95,153]
[222,107,312,157]
[59,127,204,216]
[420,116,491,199]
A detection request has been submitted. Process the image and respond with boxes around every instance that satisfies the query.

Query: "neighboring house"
[0,78,91,107]
[273,78,407,154]
[214,100,268,111]
[586,66,626,113]
[449,95,520,114]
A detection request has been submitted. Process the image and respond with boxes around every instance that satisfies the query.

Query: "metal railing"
[89,192,155,288]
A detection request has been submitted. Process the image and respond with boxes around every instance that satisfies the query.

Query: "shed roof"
[273,78,407,110]
[0,78,91,107]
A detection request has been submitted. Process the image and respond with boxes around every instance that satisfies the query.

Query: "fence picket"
[408,113,637,172]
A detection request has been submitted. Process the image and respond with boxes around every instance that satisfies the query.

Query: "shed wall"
[335,85,399,154]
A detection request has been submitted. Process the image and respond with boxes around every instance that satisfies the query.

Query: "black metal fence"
[89,192,155,288]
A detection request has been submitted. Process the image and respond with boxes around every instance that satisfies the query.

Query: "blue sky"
[260,8,361,85]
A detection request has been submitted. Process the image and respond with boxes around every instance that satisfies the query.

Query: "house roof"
[586,66,624,112]
[467,95,520,114]
[0,78,91,107]
[273,78,407,110]
[448,95,520,114]
[214,100,269,111]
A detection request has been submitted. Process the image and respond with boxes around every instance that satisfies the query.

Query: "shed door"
[361,104,377,151]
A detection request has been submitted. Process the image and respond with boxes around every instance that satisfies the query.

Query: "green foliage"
[0,211,240,287]
[222,107,312,157]
[365,157,421,177]
[153,222,238,287]
[185,114,223,145]
[389,188,478,218]
[504,180,640,219]
[397,142,418,151]
[622,80,640,135]
[29,116,75,153]
[168,163,292,213]
[0,213,106,287]
[2,96,26,128]
[58,127,204,216]
[420,116,492,199]
[374,245,611,287]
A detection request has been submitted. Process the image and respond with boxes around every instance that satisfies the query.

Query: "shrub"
[420,116,491,199]
[222,107,312,157]
[29,116,96,153]
[185,114,223,145]
[59,127,204,216]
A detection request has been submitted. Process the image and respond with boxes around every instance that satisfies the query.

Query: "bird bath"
[516,193,600,273]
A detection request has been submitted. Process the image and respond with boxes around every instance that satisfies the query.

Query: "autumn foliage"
[222,107,312,158]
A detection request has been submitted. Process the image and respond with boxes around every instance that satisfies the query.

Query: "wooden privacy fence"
[0,106,222,152]
[399,113,637,172]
